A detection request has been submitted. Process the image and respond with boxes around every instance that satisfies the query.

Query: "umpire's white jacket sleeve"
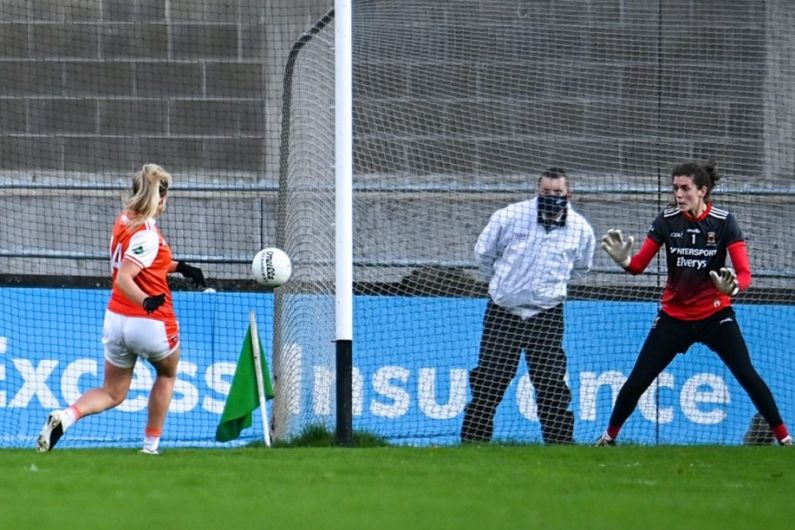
[474,212,503,281]
[571,222,596,279]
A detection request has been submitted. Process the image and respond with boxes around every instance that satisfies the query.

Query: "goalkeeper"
[596,160,791,446]
[461,168,595,444]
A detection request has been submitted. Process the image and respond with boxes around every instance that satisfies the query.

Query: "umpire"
[461,168,595,444]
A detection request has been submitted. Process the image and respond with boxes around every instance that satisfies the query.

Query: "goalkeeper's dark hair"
[124,163,172,231]
[671,160,720,199]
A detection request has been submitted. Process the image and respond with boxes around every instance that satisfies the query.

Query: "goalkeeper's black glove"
[142,293,166,314]
[176,261,207,288]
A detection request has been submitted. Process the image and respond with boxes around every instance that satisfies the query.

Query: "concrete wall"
[0,0,274,180]
[281,0,794,287]
[765,0,795,181]
[348,0,778,181]
[0,0,330,278]
[0,0,792,285]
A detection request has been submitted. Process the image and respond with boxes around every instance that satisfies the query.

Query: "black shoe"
[37,411,65,453]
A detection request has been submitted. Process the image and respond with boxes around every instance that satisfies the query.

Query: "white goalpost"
[334,0,354,444]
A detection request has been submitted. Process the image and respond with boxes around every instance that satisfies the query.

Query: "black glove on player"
[142,293,166,314]
[176,261,207,289]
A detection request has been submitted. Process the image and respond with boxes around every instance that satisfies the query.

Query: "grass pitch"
[2,445,792,530]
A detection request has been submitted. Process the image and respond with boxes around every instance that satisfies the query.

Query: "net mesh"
[0,0,290,448]
[276,0,795,445]
[1,0,793,448]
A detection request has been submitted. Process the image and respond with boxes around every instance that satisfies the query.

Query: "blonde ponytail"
[124,164,172,231]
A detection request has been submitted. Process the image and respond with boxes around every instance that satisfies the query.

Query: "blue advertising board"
[1,288,792,448]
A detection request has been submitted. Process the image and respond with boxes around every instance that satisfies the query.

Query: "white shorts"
[102,310,180,369]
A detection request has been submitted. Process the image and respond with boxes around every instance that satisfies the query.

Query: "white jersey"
[475,197,595,318]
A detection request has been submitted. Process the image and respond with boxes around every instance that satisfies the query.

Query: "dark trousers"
[461,301,573,444]
[609,307,784,430]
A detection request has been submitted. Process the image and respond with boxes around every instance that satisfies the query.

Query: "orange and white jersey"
[107,212,178,344]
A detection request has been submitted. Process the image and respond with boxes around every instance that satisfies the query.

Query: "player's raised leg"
[37,361,133,452]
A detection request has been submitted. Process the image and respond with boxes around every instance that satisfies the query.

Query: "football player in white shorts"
[37,164,207,455]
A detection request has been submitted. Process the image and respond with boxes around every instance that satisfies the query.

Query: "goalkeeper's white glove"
[601,229,633,268]
[709,267,739,296]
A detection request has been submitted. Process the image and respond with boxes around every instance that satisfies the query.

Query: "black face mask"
[537,195,568,216]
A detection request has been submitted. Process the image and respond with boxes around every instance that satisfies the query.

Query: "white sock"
[143,434,160,453]
[60,406,79,431]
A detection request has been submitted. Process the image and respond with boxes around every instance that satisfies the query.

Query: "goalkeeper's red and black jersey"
[634,203,748,320]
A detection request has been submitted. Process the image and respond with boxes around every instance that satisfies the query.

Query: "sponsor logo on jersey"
[669,246,717,269]
[132,245,144,255]
[670,231,683,238]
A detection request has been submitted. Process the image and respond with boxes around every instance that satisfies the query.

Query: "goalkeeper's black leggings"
[609,307,784,431]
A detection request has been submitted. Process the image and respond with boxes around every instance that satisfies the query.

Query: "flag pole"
[249,310,272,447]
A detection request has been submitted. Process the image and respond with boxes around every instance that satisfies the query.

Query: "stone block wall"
[1,0,792,284]
[0,0,271,180]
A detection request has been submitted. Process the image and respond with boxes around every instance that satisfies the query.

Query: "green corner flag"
[215,325,274,442]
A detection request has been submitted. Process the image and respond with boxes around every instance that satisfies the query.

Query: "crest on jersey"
[706,232,717,246]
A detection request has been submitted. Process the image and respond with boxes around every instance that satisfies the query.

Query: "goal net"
[275,0,795,445]
[0,1,292,449]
